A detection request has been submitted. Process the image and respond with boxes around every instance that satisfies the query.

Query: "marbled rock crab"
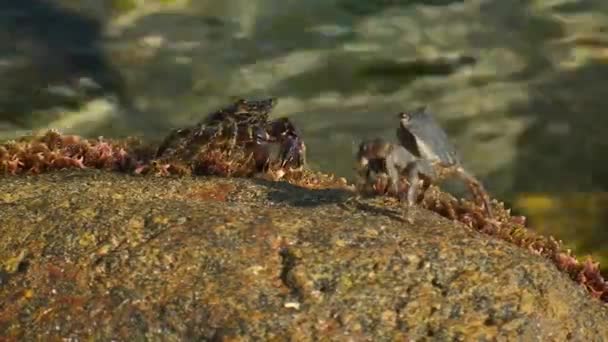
[357,106,493,217]
[155,98,306,173]
[397,106,493,216]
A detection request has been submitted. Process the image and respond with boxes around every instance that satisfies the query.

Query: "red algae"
[357,174,608,304]
[0,130,154,175]
[0,130,351,191]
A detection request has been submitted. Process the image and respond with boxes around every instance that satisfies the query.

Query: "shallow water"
[1,0,607,264]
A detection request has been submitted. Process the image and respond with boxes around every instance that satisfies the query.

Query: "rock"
[0,170,607,340]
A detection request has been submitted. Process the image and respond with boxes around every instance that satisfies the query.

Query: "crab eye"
[399,112,411,123]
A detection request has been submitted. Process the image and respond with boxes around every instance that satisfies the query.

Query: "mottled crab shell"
[231,97,278,117]
[203,97,279,125]
[396,106,460,166]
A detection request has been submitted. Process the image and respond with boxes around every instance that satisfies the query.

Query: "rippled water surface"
[1,0,607,264]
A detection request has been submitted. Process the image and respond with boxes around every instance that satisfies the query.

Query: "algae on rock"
[1,170,607,340]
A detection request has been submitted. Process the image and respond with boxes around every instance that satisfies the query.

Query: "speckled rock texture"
[1,170,607,341]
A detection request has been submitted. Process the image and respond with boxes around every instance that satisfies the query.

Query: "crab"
[155,98,306,172]
[395,106,493,217]
[356,137,434,201]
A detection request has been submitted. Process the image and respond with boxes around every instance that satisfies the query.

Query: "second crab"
[356,106,494,218]
[155,98,306,176]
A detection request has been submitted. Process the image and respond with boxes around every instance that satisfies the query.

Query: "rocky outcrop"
[1,171,607,340]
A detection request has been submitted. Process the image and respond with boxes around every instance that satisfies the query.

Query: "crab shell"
[397,106,460,166]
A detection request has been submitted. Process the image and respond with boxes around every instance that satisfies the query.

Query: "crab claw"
[356,142,371,169]
[253,126,271,144]
[279,134,306,169]
[250,141,272,172]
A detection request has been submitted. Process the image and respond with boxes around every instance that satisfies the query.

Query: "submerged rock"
[0,170,607,340]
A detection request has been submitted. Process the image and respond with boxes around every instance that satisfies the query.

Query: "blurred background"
[1,0,606,267]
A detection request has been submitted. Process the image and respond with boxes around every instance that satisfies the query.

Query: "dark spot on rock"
[449,304,462,319]
[0,269,10,287]
[109,286,137,307]
[17,259,30,274]
[315,277,336,294]
[474,294,491,311]
[279,247,302,300]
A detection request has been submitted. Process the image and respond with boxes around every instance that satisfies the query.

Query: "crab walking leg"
[404,165,421,205]
[297,139,308,168]
[385,156,402,201]
[404,159,436,205]
[383,145,431,204]
[279,135,306,169]
[225,117,239,155]
[247,126,270,171]
[155,128,187,158]
[454,166,493,217]
[251,142,272,172]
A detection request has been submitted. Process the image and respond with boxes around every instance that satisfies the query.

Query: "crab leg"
[454,166,493,218]
[402,159,435,205]
[279,135,306,169]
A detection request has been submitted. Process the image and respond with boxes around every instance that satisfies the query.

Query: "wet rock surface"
[1,170,607,340]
